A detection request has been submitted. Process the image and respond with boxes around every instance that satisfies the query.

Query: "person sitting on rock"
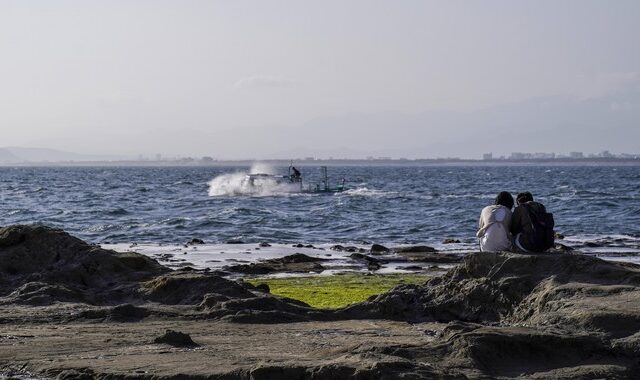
[477,191,514,252]
[510,192,555,253]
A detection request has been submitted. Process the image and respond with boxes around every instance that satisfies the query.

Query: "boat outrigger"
[242,165,346,194]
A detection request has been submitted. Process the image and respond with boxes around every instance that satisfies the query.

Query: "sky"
[0,0,638,159]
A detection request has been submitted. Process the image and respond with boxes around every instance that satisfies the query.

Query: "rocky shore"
[1,225,640,379]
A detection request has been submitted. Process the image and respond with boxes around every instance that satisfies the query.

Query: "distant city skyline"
[0,145,638,164]
[1,1,639,158]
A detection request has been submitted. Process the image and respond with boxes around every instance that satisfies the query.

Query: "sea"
[1,164,639,271]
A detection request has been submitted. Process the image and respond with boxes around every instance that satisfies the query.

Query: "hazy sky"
[0,1,638,158]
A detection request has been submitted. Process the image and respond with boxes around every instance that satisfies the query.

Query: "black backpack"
[523,203,555,251]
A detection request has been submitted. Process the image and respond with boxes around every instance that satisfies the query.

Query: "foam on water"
[207,172,252,196]
[343,187,398,197]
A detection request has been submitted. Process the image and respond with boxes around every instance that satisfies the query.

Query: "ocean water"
[1,165,639,252]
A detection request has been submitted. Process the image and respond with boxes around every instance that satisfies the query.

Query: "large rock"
[0,225,168,305]
[370,244,390,254]
[153,329,199,347]
[0,226,326,324]
[332,252,640,377]
[342,252,640,335]
[142,271,256,305]
[225,253,326,275]
[392,245,437,253]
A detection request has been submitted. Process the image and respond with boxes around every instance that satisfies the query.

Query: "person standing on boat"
[477,191,514,252]
[291,166,301,180]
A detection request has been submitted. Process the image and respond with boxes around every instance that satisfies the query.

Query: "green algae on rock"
[247,273,429,309]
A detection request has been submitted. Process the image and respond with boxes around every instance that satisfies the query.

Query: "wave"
[562,234,640,244]
[86,224,121,233]
[573,190,618,197]
[193,220,233,228]
[106,207,129,216]
[6,209,34,216]
[157,217,192,226]
[342,187,398,197]
[431,193,496,200]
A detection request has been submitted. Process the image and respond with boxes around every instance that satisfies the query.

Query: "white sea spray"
[207,162,299,196]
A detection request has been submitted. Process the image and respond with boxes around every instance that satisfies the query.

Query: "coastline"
[101,236,640,273]
[1,157,640,168]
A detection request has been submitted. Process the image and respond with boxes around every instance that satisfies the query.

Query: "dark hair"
[516,192,534,204]
[494,191,514,209]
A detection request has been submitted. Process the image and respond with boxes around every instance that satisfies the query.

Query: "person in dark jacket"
[291,166,301,180]
[511,192,554,252]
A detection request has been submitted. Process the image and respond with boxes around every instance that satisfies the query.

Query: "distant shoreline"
[1,157,639,167]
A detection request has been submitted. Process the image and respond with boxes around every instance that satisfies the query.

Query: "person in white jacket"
[477,191,514,252]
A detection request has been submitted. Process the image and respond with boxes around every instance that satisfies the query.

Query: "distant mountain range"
[130,82,640,159]
[4,81,639,160]
[257,85,640,159]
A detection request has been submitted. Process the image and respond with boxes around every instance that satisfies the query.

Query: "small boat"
[242,165,346,194]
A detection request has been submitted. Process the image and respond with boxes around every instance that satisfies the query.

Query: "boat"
[242,165,346,194]
[301,166,346,194]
